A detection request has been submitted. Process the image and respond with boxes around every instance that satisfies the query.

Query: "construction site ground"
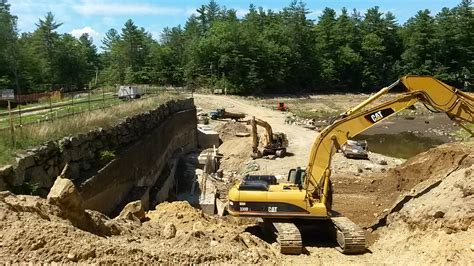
[0,94,472,264]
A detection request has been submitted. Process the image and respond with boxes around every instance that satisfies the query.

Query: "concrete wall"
[0,98,197,216]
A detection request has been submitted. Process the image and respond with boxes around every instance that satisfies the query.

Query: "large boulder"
[47,177,84,212]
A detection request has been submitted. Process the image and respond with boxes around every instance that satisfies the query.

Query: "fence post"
[49,93,53,120]
[8,100,15,148]
[71,92,75,116]
[18,102,22,130]
[88,86,91,112]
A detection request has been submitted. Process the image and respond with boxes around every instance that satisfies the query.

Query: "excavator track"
[330,216,367,254]
[259,219,302,255]
[273,222,303,255]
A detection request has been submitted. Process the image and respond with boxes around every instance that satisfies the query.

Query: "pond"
[354,132,446,159]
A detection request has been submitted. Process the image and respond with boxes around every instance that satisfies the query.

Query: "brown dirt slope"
[365,142,473,209]
[0,194,279,264]
[368,143,474,264]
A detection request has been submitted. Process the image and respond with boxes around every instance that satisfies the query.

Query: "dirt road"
[195,94,317,177]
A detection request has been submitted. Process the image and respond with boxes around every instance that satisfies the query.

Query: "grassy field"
[0,86,172,130]
[247,93,387,120]
[0,93,184,165]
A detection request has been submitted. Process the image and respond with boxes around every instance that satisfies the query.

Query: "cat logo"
[268,206,278,213]
[365,108,395,124]
[370,111,384,123]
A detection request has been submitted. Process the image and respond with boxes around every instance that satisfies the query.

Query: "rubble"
[117,200,146,222]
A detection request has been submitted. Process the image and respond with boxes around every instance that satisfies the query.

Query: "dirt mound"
[385,165,473,233]
[0,195,278,264]
[363,142,473,213]
[215,121,250,142]
[382,142,473,190]
[145,201,279,263]
[369,163,474,263]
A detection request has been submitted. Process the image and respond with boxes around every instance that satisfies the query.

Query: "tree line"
[0,0,472,95]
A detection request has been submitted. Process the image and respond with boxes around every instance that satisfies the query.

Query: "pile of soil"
[215,121,250,142]
[369,144,474,264]
[215,121,254,173]
[365,142,473,210]
[0,194,279,264]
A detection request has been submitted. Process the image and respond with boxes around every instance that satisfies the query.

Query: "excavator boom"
[305,76,473,206]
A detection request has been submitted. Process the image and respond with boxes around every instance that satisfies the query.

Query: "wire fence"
[0,85,191,138]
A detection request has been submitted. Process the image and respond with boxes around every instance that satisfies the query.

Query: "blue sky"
[8,0,462,47]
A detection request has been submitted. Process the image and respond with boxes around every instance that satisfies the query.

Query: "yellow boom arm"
[305,76,473,206]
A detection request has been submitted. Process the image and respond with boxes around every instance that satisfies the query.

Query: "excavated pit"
[0,93,472,264]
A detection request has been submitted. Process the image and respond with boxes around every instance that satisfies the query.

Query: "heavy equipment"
[277,102,289,111]
[209,108,245,121]
[341,140,369,159]
[249,116,288,158]
[228,76,473,255]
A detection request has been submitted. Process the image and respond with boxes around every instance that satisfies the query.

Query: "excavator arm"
[305,76,474,208]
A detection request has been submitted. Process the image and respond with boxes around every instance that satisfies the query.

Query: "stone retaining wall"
[0,98,197,215]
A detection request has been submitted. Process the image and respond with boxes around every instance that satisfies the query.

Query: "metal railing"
[0,85,192,147]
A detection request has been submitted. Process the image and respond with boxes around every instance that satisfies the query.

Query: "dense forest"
[0,0,472,94]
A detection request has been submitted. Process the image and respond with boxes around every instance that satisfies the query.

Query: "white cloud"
[235,8,248,18]
[70,26,100,38]
[9,0,75,31]
[185,7,198,17]
[73,0,183,16]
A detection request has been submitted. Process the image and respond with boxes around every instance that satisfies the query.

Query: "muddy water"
[351,113,458,159]
[354,132,446,159]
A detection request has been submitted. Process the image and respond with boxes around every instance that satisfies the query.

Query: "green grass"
[0,88,174,129]
[0,93,184,166]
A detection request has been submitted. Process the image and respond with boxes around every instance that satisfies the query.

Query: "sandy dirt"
[0,194,279,264]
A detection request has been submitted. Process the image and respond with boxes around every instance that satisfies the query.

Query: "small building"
[118,85,142,100]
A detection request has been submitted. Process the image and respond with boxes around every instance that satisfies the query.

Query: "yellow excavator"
[248,116,288,159]
[228,76,473,254]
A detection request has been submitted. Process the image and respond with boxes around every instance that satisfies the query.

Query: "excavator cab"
[288,167,305,189]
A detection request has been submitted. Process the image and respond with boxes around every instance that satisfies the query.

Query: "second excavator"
[228,75,473,255]
[248,116,288,159]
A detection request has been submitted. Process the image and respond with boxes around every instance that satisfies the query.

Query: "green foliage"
[98,150,116,165]
[11,182,40,196]
[0,0,472,94]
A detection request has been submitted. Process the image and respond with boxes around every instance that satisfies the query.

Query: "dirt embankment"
[367,142,474,264]
[0,193,278,264]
